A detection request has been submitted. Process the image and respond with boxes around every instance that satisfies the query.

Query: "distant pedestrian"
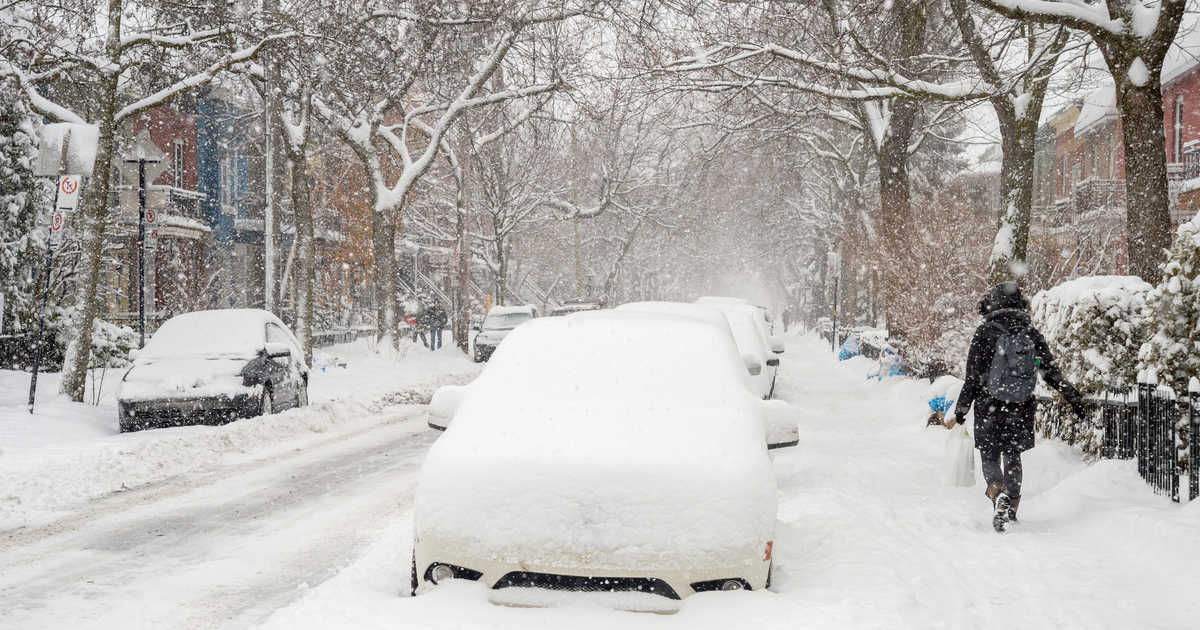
[409,304,429,348]
[424,303,448,351]
[946,282,1086,532]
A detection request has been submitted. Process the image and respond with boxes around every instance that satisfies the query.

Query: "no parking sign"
[57,175,81,210]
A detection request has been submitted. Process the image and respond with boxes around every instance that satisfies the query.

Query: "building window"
[173,140,184,189]
[1175,96,1185,162]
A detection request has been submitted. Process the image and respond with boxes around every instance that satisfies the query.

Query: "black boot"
[993,492,1011,533]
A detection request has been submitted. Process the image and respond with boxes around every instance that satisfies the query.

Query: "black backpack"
[985,322,1037,402]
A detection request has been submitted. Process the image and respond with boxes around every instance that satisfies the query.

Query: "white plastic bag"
[942,424,976,487]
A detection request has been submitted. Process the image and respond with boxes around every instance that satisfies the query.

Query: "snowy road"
[0,409,434,630]
[2,335,1198,630]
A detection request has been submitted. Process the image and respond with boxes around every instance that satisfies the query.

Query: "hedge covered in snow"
[1032,275,1152,395]
[1139,213,1200,396]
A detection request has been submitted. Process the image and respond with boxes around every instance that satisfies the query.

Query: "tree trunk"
[61,89,117,401]
[1115,82,1173,280]
[290,156,315,366]
[876,98,919,333]
[454,187,470,353]
[988,110,1038,284]
[370,203,398,346]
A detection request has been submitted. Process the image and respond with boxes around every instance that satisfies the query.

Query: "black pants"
[980,447,1023,498]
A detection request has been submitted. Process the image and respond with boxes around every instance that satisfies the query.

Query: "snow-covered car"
[117,309,308,432]
[413,311,794,609]
[615,301,764,385]
[548,298,602,316]
[471,304,537,362]
[692,301,782,399]
[697,296,776,334]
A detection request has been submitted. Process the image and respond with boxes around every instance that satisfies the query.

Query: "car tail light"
[764,540,773,561]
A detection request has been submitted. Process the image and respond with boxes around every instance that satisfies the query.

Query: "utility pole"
[574,218,582,296]
[262,0,277,312]
[28,135,71,413]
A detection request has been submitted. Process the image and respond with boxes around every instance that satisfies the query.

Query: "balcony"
[1072,178,1125,214]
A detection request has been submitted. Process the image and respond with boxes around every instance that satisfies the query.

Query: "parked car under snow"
[471,304,537,363]
[413,311,796,610]
[117,309,309,432]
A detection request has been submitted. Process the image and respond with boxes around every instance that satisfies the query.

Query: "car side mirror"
[766,357,780,367]
[742,353,763,376]
[264,342,292,359]
[770,336,785,354]
[762,399,799,450]
[428,384,470,431]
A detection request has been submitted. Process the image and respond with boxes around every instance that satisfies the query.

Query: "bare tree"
[971,0,1187,280]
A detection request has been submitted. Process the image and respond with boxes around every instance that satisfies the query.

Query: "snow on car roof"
[140,309,284,359]
[486,304,536,316]
[416,310,775,565]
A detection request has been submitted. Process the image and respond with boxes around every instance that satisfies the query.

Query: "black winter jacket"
[954,308,1083,453]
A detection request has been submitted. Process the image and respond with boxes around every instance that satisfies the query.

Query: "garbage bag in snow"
[928,396,954,414]
[942,424,975,487]
[838,335,861,361]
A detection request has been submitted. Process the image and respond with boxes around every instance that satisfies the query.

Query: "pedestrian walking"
[424,303,448,351]
[946,281,1086,532]
[409,302,429,349]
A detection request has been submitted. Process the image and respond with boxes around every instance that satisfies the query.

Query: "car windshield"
[483,312,531,330]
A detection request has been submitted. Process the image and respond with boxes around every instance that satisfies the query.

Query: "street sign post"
[122,129,165,350]
[30,126,95,414]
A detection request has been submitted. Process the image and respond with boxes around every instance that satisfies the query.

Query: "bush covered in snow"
[1139,214,1200,396]
[1032,276,1152,395]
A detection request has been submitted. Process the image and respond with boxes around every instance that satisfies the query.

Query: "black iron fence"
[1037,385,1198,503]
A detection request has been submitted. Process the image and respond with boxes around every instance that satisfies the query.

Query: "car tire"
[260,386,275,416]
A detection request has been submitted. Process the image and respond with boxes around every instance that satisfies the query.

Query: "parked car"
[615,301,763,388]
[472,304,537,363]
[696,296,775,334]
[413,311,795,609]
[548,298,603,316]
[117,309,308,432]
[693,300,783,399]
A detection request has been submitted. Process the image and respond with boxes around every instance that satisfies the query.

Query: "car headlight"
[691,578,752,592]
[424,562,482,585]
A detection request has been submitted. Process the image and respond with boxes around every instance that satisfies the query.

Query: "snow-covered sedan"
[413,311,794,609]
[471,304,537,363]
[117,309,308,432]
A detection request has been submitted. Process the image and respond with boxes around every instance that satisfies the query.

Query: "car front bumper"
[473,343,496,361]
[118,392,262,432]
[413,534,770,606]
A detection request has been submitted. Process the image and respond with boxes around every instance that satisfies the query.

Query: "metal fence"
[1042,386,1198,503]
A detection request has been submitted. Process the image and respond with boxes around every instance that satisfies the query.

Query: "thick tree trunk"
[876,98,919,334]
[988,111,1038,284]
[369,203,398,346]
[61,91,117,401]
[290,156,315,366]
[1116,82,1173,280]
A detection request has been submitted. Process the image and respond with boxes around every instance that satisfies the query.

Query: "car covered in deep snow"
[695,300,783,399]
[471,304,537,363]
[413,311,796,609]
[117,309,308,432]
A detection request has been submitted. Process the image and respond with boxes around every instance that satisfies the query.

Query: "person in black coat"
[945,282,1085,526]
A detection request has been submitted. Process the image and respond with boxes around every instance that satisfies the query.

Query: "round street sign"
[52,212,64,231]
[60,177,78,195]
[146,208,157,224]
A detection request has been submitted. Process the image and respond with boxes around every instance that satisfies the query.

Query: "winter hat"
[978,281,1028,315]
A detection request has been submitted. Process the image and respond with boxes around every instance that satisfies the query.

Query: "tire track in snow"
[0,412,437,630]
